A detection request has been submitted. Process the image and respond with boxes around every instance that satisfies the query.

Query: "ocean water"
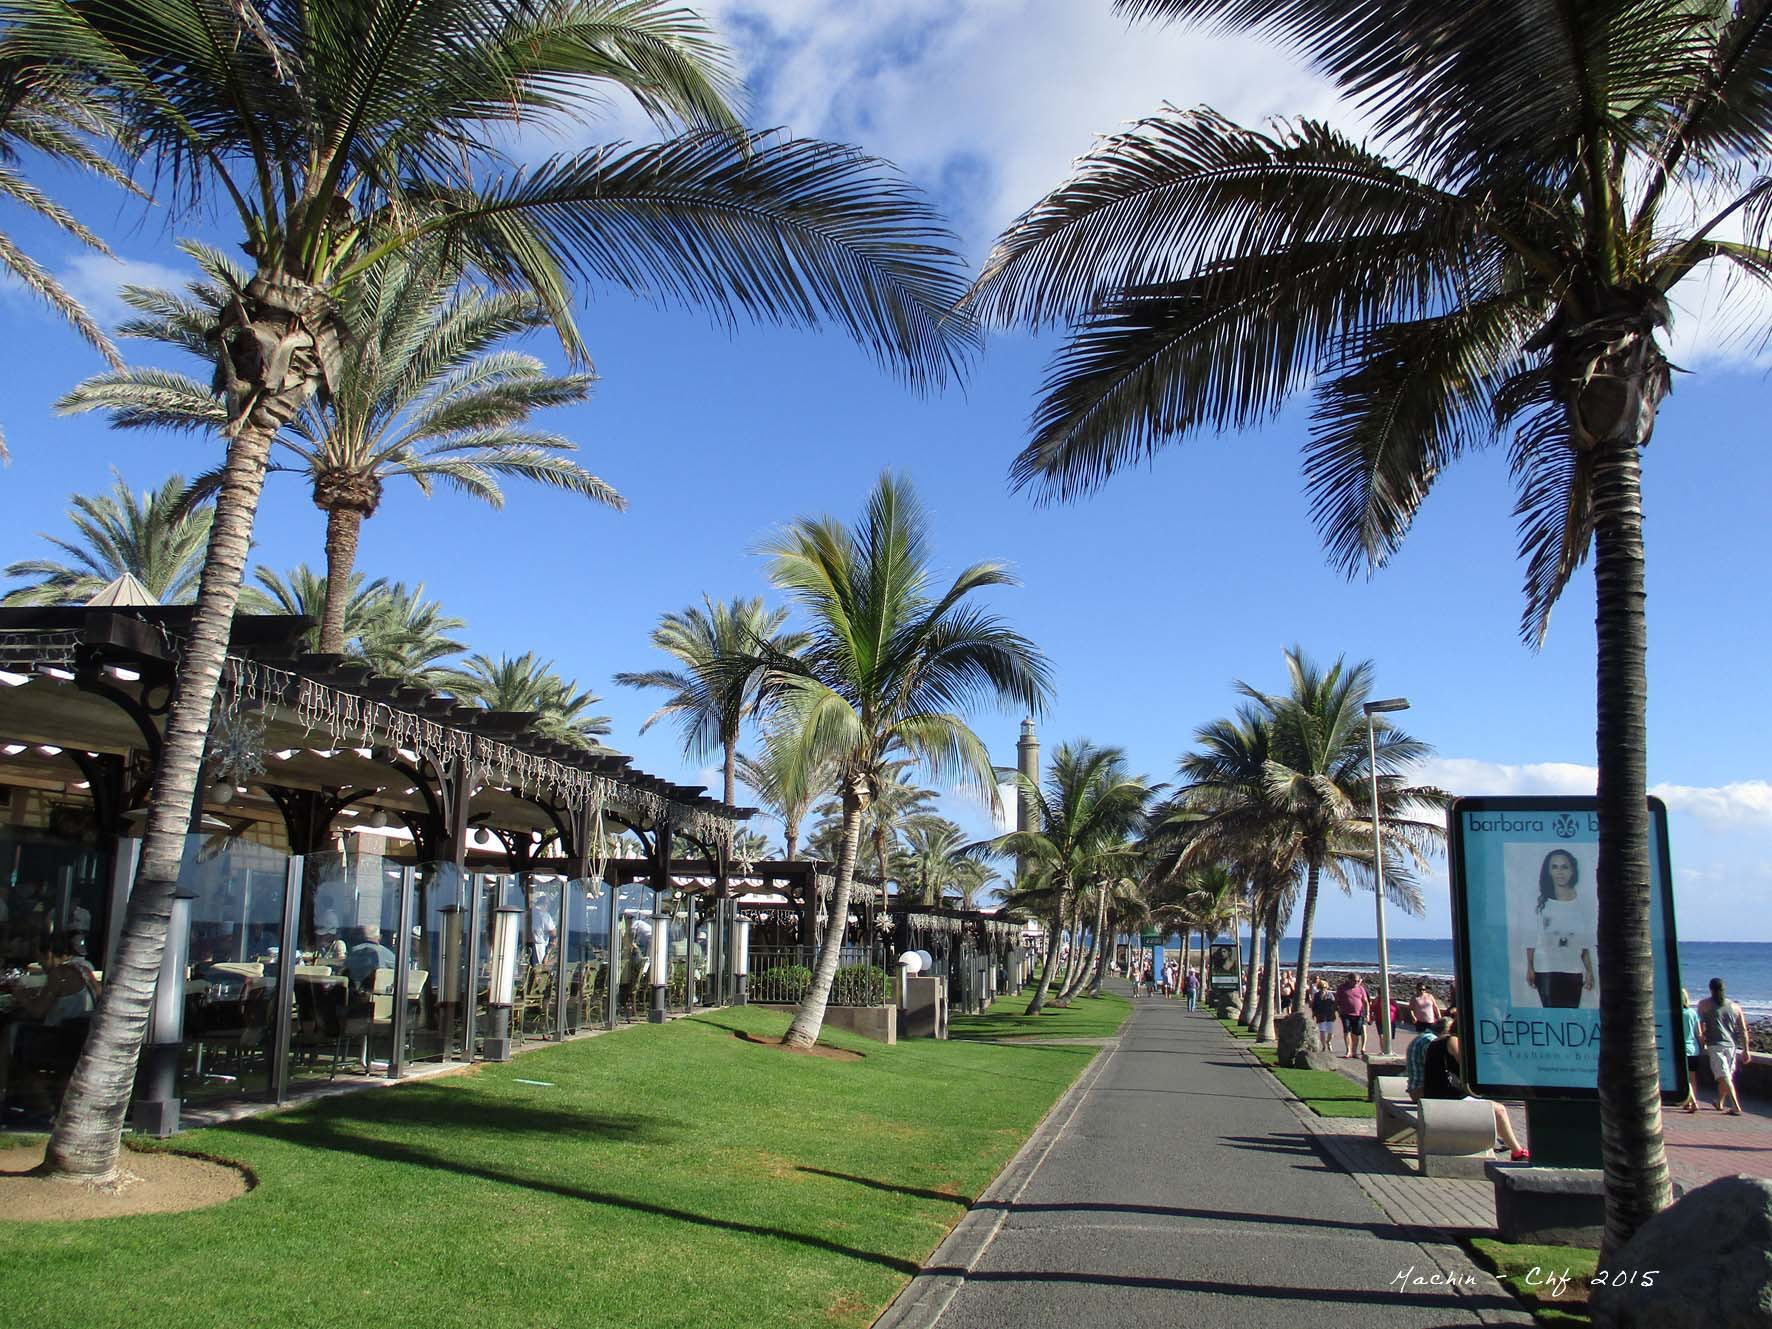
[1258,936,1772,1018]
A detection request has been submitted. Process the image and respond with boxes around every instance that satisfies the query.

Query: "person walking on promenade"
[1679,988,1702,1114]
[1309,977,1337,1052]
[1335,973,1370,1059]
[1184,967,1199,1011]
[1144,962,1158,998]
[1408,983,1440,1032]
[1697,977,1753,1115]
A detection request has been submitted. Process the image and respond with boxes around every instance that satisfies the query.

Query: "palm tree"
[616,596,804,806]
[15,0,974,1182]
[353,583,467,691]
[61,242,621,654]
[816,759,939,891]
[987,740,1151,1015]
[967,0,1770,1248]
[894,815,970,906]
[3,470,212,605]
[240,563,387,648]
[727,473,1050,1047]
[0,63,134,372]
[241,566,467,689]
[734,726,834,861]
[454,651,610,749]
[1237,648,1446,999]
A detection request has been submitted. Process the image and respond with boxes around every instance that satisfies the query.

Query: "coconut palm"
[1237,648,1446,1000]
[616,596,804,806]
[3,470,212,605]
[969,0,1772,1247]
[0,63,134,372]
[725,473,1050,1047]
[987,740,1151,1015]
[734,726,834,861]
[13,0,974,1182]
[60,241,620,655]
[454,651,610,749]
[816,759,939,891]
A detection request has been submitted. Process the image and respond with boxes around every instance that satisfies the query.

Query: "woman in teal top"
[1679,988,1701,1113]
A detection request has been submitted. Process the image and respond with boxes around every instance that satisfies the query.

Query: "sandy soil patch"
[0,1140,251,1222]
[732,1031,864,1061]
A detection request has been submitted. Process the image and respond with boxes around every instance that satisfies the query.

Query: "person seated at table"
[344,928,396,990]
[5,932,100,1025]
[311,911,347,964]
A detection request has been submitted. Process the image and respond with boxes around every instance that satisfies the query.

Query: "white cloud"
[1413,756,1598,799]
[708,1,1346,249]
[1415,756,1772,832]
[56,253,191,328]
[1648,780,1772,830]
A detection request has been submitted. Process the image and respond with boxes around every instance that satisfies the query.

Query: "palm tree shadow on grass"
[236,1091,676,1143]
[230,1116,921,1275]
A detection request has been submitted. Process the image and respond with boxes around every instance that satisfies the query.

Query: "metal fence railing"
[748,945,888,1007]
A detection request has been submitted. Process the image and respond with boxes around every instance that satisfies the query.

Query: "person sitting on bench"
[1420,1015,1529,1161]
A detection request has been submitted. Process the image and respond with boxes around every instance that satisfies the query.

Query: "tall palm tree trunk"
[44,378,307,1181]
[1592,441,1671,1257]
[1257,901,1283,1043]
[785,789,865,1048]
[1026,892,1067,1015]
[317,504,365,654]
[1055,892,1086,1001]
[1088,894,1111,996]
[1059,898,1098,1002]
[1292,857,1323,1012]
[723,734,737,809]
[1239,903,1260,1025]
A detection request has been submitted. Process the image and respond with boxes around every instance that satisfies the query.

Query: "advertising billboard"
[1448,797,1685,1100]
[1207,941,1240,991]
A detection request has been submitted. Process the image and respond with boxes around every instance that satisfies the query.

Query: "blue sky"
[2,1,1768,941]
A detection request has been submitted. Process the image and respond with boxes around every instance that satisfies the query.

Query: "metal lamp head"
[1362,697,1410,716]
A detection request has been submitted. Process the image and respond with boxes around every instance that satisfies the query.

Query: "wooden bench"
[1373,1074,1498,1178]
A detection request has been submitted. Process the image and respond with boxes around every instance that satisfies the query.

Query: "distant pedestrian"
[1144,962,1158,997]
[1335,974,1370,1059]
[1183,968,1200,1011]
[1309,978,1337,1051]
[1697,977,1752,1115]
[1408,983,1440,1033]
[1679,988,1702,1114]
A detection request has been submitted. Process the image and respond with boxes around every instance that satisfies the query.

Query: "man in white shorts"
[1697,977,1753,1115]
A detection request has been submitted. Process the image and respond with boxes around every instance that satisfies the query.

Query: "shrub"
[753,964,812,1003]
[832,963,889,1007]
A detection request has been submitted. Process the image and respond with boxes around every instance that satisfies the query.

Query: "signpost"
[1447,796,1685,1165]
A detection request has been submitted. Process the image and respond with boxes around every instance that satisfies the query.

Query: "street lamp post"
[1363,697,1410,1056]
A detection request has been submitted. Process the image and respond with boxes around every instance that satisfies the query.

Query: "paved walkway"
[879,989,1531,1329]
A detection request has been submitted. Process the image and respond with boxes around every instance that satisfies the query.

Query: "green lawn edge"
[0,1001,1104,1329]
[1224,1021,1375,1119]
[1467,1237,1599,1324]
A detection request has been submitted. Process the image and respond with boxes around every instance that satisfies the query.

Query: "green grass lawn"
[1234,1028,1375,1119]
[0,1004,1100,1329]
[1468,1237,1599,1324]
[948,987,1131,1041]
